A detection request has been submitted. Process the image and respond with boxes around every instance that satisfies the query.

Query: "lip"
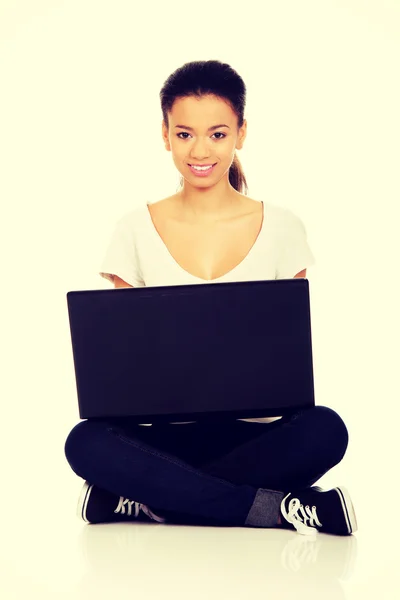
[188,163,217,177]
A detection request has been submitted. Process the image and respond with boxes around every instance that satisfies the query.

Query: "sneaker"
[280,486,357,536]
[77,481,167,524]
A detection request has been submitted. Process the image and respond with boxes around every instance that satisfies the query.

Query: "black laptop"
[66,279,315,422]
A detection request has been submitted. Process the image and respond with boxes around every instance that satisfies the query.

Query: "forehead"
[170,95,236,125]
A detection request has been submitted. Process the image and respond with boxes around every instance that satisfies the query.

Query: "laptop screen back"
[67,279,315,422]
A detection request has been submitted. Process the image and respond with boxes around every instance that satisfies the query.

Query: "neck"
[177,178,242,221]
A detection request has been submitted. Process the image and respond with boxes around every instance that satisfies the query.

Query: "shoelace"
[114,497,167,523]
[280,493,322,536]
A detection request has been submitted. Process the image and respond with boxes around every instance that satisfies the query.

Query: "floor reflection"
[75,522,358,599]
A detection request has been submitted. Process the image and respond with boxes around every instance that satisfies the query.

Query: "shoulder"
[114,199,156,230]
[263,201,307,235]
[112,196,174,245]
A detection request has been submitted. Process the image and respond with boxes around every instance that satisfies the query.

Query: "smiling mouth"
[188,163,217,168]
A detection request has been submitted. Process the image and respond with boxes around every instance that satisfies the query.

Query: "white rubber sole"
[335,486,358,534]
[76,481,92,523]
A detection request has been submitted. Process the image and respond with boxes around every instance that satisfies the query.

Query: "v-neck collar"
[145,200,265,283]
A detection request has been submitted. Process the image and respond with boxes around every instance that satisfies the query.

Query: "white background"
[1,1,399,598]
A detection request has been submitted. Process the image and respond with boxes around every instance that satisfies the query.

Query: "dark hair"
[160,60,248,195]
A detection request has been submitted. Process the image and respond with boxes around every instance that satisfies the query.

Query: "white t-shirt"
[99,199,316,426]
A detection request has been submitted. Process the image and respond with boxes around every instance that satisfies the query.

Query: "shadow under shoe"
[77,481,167,524]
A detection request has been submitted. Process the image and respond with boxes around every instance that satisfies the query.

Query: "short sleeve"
[99,216,144,287]
[275,211,316,279]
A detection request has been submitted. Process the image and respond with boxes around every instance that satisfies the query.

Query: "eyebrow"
[174,124,230,131]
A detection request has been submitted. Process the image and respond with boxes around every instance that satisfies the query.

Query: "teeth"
[191,165,213,171]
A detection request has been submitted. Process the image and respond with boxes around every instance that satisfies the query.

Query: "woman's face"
[162,94,247,187]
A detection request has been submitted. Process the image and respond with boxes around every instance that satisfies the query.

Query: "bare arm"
[113,275,134,289]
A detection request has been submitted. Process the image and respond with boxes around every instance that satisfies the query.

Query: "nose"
[189,137,211,160]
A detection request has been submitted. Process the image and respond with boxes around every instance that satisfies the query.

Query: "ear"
[236,118,247,151]
[162,120,171,151]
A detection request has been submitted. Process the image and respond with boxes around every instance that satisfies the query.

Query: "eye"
[176,132,226,140]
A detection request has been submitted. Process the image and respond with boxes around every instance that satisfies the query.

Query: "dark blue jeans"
[64,406,348,526]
